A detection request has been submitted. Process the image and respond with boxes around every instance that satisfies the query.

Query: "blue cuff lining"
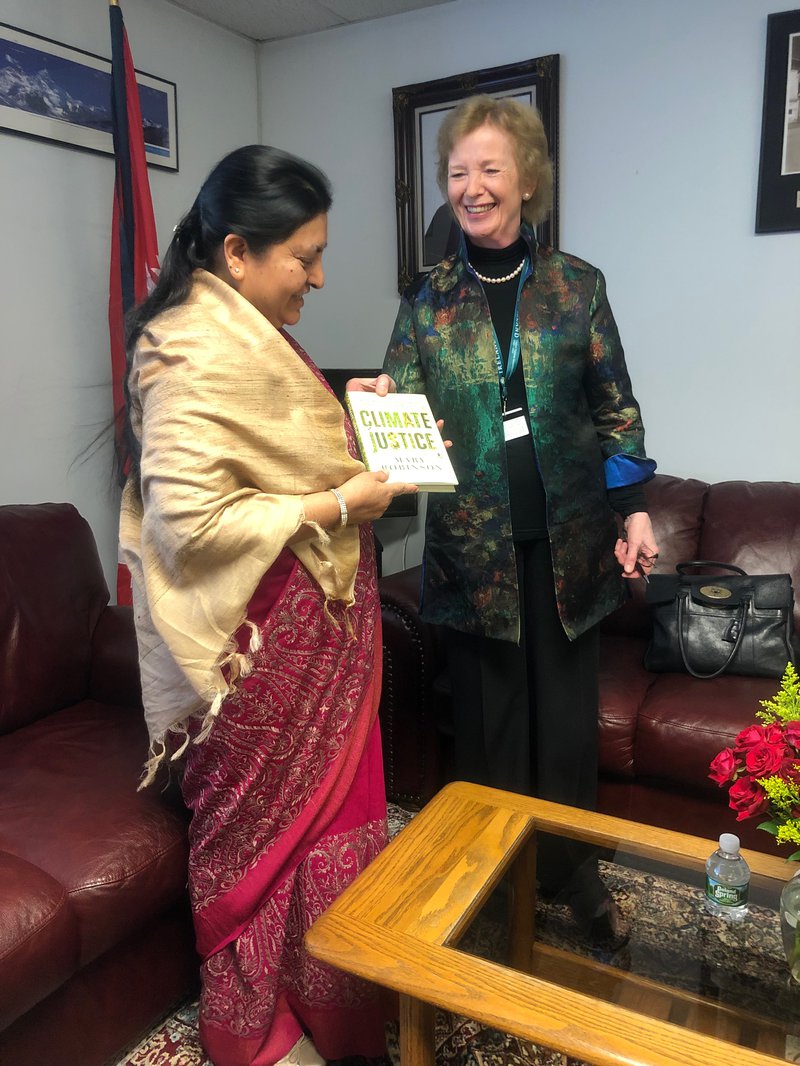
[604,454,657,489]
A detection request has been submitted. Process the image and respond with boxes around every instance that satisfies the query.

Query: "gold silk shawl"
[119,269,365,785]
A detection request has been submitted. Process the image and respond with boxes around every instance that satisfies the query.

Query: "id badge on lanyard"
[493,268,529,442]
[503,407,529,442]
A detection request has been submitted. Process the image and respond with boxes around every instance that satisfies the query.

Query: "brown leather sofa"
[0,504,197,1066]
[377,475,800,856]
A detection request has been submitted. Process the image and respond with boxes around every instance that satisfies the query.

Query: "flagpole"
[108,0,161,604]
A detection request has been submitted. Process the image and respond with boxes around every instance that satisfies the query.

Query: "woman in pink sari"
[119,145,417,1066]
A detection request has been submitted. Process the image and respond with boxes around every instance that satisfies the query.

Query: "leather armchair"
[0,504,197,1066]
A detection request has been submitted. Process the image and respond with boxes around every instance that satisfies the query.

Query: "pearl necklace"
[469,256,526,285]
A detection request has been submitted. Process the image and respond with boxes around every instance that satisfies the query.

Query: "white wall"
[2,0,797,586]
[256,0,799,570]
[0,0,258,593]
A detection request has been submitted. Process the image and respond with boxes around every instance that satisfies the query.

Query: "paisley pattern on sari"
[179,347,390,1065]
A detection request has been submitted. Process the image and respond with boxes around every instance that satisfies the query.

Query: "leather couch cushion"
[0,505,109,734]
[89,606,143,708]
[0,904,198,1066]
[0,852,78,1030]
[633,673,781,796]
[699,480,800,639]
[597,778,787,856]
[0,701,190,968]
[598,634,652,777]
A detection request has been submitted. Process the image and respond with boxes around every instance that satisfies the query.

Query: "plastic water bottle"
[705,833,750,921]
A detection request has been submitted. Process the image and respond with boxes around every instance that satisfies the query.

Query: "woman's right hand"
[345,374,395,396]
[338,470,417,524]
[298,472,417,538]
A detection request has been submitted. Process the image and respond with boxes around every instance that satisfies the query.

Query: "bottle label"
[706,876,749,907]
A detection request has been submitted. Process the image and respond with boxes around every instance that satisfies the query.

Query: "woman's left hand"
[345,373,396,396]
[614,511,660,580]
[345,376,452,448]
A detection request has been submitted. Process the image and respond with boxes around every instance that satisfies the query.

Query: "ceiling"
[164,0,456,42]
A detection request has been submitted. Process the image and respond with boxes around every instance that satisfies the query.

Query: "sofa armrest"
[89,605,143,708]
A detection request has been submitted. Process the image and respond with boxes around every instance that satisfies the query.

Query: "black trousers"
[444,538,601,895]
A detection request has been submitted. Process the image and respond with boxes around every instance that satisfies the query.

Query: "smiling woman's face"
[234,213,328,330]
[446,122,531,250]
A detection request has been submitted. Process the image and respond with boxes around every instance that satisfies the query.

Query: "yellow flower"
[759,774,800,816]
[776,822,800,846]
[757,662,800,724]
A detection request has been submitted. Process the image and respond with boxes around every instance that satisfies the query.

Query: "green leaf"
[758,821,780,835]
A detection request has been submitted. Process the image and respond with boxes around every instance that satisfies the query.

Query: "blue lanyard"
[489,263,529,412]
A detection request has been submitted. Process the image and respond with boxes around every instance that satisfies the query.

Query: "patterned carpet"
[113,997,573,1066]
[115,804,795,1066]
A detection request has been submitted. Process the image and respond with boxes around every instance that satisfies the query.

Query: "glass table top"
[458,844,800,1063]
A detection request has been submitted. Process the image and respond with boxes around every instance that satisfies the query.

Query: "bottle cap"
[719,833,740,854]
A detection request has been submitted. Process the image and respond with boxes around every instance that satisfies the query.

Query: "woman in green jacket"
[376,95,660,946]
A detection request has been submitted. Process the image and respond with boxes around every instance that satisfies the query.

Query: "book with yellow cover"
[345,390,458,492]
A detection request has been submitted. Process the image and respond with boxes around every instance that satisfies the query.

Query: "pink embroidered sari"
[180,349,389,1066]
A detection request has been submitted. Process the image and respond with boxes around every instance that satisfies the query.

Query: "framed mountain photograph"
[0,21,178,170]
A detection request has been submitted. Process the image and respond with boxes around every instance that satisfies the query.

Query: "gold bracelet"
[329,488,348,528]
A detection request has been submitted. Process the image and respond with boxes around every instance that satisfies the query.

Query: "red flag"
[109,0,160,604]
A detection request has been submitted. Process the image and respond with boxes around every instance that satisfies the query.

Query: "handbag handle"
[675,560,747,576]
[677,591,750,679]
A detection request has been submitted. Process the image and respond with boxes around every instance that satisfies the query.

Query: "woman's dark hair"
[118,144,333,487]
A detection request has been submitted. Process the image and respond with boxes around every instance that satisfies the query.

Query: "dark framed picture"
[392,55,559,292]
[756,9,800,233]
[0,21,178,170]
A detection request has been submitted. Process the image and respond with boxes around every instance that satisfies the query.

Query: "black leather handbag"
[644,561,795,679]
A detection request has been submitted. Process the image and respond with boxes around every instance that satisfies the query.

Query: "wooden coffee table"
[305,781,798,1066]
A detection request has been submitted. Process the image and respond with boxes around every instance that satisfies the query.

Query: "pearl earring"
[522,193,531,201]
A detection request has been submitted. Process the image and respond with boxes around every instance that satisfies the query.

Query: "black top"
[465,235,646,541]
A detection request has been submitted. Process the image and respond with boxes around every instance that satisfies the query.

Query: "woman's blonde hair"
[436,94,553,226]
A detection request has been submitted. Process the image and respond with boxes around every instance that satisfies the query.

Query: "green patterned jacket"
[383,226,655,643]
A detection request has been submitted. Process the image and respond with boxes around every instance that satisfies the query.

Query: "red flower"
[728,777,768,821]
[709,748,738,786]
[744,741,790,777]
[734,724,771,753]
[783,721,800,750]
[763,723,786,745]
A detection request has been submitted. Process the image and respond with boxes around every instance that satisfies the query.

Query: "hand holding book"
[345,389,458,493]
[345,372,395,397]
[346,374,453,451]
[297,467,417,537]
[336,469,419,523]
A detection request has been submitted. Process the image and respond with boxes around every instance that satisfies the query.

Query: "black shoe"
[565,883,630,951]
[584,896,630,951]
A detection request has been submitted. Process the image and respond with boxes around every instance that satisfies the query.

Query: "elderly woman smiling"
[382,94,659,946]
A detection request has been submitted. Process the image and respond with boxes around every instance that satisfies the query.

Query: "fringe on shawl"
[136,531,359,790]
[137,618,263,790]
[323,597,357,640]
